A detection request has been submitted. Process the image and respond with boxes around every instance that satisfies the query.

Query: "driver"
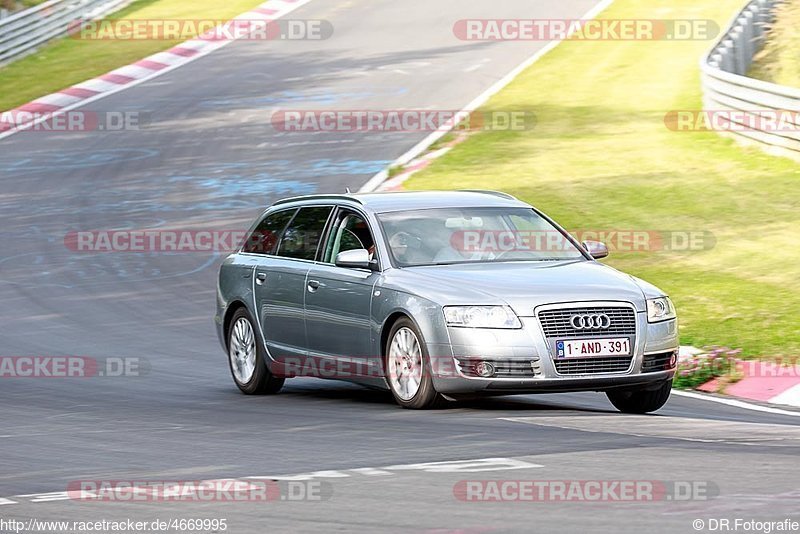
[388,230,423,264]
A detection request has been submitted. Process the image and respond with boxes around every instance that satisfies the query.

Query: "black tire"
[606,380,672,414]
[227,307,284,395]
[384,317,444,409]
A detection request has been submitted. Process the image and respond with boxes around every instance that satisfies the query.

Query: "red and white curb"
[680,346,800,409]
[696,360,800,408]
[376,133,469,191]
[0,0,312,139]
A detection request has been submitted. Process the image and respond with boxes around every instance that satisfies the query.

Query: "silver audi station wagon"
[215,191,679,412]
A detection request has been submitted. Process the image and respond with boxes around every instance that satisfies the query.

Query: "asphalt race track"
[1,0,799,532]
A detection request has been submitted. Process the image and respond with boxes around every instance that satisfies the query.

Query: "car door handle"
[307,279,321,292]
[255,272,267,285]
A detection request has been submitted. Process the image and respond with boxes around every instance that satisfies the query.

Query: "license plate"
[556,338,631,358]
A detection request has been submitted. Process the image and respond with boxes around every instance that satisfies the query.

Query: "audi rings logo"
[570,313,612,330]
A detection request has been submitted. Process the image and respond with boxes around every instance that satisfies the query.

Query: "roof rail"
[272,194,363,206]
[457,189,518,200]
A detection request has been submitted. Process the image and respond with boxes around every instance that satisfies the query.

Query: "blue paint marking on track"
[0,251,220,289]
[0,149,160,174]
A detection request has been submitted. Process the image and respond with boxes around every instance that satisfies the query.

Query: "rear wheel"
[606,380,672,414]
[228,308,284,395]
[385,318,443,409]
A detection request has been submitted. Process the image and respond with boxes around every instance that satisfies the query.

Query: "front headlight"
[443,305,521,329]
[647,297,676,323]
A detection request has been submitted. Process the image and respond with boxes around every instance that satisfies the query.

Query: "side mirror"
[582,240,609,260]
[335,249,375,270]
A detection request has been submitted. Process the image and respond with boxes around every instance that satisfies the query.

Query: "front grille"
[554,356,633,375]
[456,358,541,378]
[538,306,636,338]
[642,351,677,373]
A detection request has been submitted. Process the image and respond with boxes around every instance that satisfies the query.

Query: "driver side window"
[322,210,376,264]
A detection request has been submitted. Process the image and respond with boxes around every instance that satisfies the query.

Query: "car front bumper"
[428,313,678,395]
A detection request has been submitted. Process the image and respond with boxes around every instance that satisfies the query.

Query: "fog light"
[474,361,495,378]
[669,352,677,368]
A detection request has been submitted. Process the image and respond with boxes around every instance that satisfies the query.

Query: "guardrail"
[700,0,800,158]
[0,0,132,66]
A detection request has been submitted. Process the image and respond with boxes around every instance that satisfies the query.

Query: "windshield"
[378,207,586,267]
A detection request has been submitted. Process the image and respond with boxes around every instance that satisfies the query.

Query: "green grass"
[404,0,800,358]
[748,0,800,87]
[3,0,51,9]
[1,0,45,10]
[0,0,266,110]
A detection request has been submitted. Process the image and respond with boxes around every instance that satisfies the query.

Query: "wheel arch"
[377,297,451,367]
[380,311,412,357]
[223,300,250,350]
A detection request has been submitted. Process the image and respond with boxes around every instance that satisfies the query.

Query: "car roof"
[272,190,530,213]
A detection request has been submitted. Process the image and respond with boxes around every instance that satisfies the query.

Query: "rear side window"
[276,206,333,260]
[242,209,296,254]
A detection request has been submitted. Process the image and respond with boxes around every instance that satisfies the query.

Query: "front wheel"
[228,308,284,395]
[385,318,443,409]
[606,380,672,414]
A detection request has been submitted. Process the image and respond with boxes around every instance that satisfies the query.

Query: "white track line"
[358,0,616,192]
[769,384,800,407]
[672,390,800,417]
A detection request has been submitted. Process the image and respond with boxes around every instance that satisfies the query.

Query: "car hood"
[387,261,651,315]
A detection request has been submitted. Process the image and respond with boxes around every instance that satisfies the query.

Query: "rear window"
[242,209,296,254]
[276,206,333,260]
